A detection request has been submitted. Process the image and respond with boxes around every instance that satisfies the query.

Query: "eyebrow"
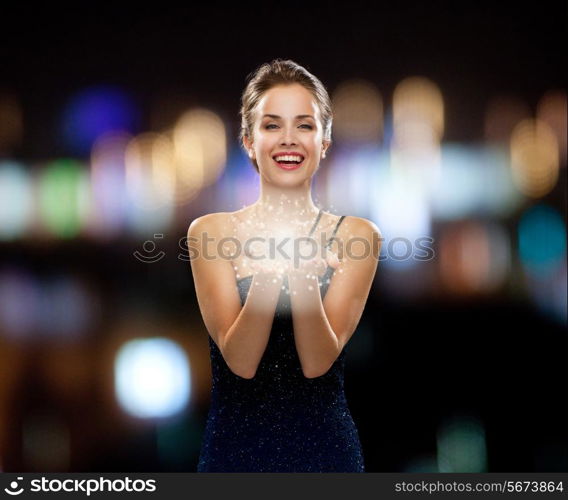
[261,114,315,120]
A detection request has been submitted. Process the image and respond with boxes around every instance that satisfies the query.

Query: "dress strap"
[307,208,323,237]
[325,215,346,249]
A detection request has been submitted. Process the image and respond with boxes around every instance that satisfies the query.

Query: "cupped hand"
[245,241,291,279]
[248,256,290,278]
[243,233,342,280]
[288,240,342,278]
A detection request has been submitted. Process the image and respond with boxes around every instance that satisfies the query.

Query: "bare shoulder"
[341,215,382,238]
[186,213,227,260]
[338,216,383,259]
[187,211,235,238]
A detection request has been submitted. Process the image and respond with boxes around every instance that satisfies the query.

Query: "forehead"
[256,84,319,117]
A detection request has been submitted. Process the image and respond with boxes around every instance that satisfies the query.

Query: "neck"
[252,180,320,223]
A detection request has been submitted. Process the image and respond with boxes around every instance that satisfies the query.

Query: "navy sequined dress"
[197,210,365,472]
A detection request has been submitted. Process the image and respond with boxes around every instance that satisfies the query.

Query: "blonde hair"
[239,59,333,173]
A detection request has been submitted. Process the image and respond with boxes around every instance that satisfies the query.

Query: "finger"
[326,251,341,269]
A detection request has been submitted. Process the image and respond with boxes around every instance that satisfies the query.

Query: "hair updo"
[239,59,333,173]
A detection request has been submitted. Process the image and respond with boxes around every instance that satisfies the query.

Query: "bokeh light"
[37,159,91,239]
[510,119,559,198]
[431,145,522,219]
[171,107,227,200]
[124,132,176,234]
[114,337,191,419]
[0,268,41,342]
[437,415,487,472]
[0,161,34,240]
[89,131,131,238]
[331,79,383,144]
[38,275,97,341]
[62,85,139,156]
[391,77,444,193]
[370,167,432,271]
[518,204,566,279]
[438,220,511,294]
[392,76,444,143]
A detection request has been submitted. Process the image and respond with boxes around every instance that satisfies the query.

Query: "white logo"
[4,477,24,496]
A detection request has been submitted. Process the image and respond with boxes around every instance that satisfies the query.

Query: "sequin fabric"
[197,212,364,472]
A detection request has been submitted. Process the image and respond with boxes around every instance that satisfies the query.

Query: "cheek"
[309,138,322,151]
[254,134,273,149]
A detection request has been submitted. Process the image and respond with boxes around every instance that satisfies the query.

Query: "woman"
[188,59,381,472]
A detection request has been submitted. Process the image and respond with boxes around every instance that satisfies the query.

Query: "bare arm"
[288,272,339,378]
[188,214,283,379]
[222,272,283,378]
[288,217,381,378]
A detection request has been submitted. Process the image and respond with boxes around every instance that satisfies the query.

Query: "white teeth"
[274,155,303,162]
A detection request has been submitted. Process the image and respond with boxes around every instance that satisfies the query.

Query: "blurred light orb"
[518,204,566,279]
[122,132,176,233]
[0,161,34,240]
[125,132,175,209]
[115,337,191,419]
[89,131,132,238]
[0,268,40,341]
[171,107,227,201]
[393,76,444,143]
[510,119,559,198]
[39,275,95,340]
[437,415,487,472]
[331,79,383,143]
[62,85,139,156]
[370,171,431,271]
[37,159,91,238]
[526,261,567,325]
[439,220,511,294]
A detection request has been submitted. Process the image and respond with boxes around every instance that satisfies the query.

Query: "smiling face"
[244,83,329,184]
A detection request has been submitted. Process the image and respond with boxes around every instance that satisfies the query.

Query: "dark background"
[0,2,566,472]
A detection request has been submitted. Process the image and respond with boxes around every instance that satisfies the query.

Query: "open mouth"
[272,155,305,170]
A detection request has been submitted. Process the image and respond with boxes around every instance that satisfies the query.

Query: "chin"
[275,170,313,184]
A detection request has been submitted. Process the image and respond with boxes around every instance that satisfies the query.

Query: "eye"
[265,124,313,130]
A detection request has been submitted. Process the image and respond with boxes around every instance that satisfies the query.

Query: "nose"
[279,124,297,145]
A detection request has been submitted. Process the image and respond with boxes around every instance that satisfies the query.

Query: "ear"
[243,135,255,159]
[321,140,331,158]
